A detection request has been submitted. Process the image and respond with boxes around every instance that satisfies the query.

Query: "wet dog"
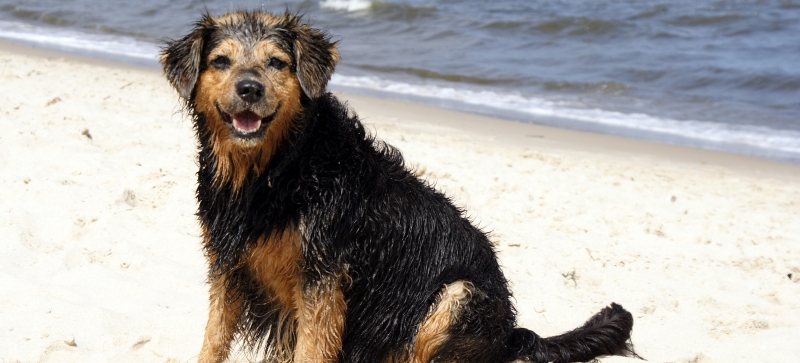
[161,10,637,363]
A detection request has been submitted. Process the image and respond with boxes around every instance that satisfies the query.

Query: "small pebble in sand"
[81,128,92,140]
[23,177,30,184]
[123,189,137,207]
[45,97,61,106]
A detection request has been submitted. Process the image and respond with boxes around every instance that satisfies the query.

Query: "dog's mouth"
[217,103,279,139]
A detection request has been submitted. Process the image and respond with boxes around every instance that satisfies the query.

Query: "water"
[2,0,799,163]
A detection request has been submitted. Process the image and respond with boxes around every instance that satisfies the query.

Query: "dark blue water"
[1,0,799,163]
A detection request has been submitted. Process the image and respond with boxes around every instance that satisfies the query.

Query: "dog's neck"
[266,96,319,187]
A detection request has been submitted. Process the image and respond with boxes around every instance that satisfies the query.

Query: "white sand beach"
[1,41,799,362]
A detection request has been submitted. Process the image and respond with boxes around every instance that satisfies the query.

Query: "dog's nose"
[236,80,265,103]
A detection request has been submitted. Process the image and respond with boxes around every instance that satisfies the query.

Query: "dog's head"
[161,11,340,142]
[161,11,339,186]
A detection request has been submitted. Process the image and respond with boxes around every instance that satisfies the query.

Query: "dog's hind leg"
[506,303,637,363]
[415,280,516,363]
[410,281,475,363]
[198,276,242,363]
[405,280,511,363]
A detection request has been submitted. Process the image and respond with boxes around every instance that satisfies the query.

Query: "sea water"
[2,0,798,163]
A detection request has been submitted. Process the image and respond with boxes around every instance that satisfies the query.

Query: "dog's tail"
[506,303,638,363]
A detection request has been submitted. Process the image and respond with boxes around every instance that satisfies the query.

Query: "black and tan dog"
[161,11,637,363]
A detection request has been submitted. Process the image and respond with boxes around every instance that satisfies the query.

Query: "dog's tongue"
[232,111,261,133]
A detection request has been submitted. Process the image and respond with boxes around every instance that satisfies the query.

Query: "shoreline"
[2,39,797,181]
[342,93,800,181]
[2,39,800,362]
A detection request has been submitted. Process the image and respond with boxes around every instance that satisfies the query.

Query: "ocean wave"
[320,0,437,20]
[2,6,75,27]
[671,13,747,27]
[671,65,800,94]
[542,81,629,94]
[353,65,630,94]
[320,0,374,12]
[329,74,800,156]
[736,73,800,92]
[628,5,669,20]
[481,17,628,39]
[353,64,521,86]
[370,2,437,21]
[0,20,158,61]
[533,17,623,36]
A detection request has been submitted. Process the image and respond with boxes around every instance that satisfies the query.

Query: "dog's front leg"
[198,276,242,363]
[294,279,347,363]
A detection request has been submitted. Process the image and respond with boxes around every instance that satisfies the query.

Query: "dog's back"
[161,11,636,363]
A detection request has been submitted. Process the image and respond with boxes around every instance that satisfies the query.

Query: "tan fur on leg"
[412,281,473,363]
[244,229,346,363]
[198,276,242,363]
[294,277,347,363]
[246,229,303,362]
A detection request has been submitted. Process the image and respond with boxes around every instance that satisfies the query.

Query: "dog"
[160,11,637,363]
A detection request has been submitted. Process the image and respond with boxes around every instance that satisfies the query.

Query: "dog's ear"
[292,24,340,99]
[160,15,215,100]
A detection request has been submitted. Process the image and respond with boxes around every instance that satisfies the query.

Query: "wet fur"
[161,10,638,363]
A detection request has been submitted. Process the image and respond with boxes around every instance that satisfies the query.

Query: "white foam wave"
[320,0,374,12]
[330,74,800,155]
[0,21,158,61]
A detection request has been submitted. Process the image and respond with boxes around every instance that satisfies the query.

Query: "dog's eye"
[211,55,231,70]
[268,57,287,70]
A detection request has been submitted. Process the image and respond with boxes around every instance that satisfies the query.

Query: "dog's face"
[161,12,339,186]
[161,11,339,147]
[197,32,300,144]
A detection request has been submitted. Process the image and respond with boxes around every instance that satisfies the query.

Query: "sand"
[1,41,799,363]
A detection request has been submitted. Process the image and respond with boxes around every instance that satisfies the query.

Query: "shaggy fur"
[161,10,638,363]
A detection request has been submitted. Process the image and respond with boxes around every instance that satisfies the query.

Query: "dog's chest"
[245,228,304,310]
